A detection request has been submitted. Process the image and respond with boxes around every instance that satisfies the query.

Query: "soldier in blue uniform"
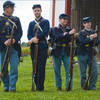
[0,1,23,92]
[27,4,50,91]
[77,17,99,90]
[51,14,75,91]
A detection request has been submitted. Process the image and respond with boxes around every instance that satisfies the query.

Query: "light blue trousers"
[0,47,18,91]
[77,55,98,89]
[52,48,72,89]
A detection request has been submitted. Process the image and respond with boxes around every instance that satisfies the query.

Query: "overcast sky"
[0,0,51,42]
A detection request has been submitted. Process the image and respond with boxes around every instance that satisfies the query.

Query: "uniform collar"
[58,24,66,29]
[3,13,12,18]
[84,28,92,32]
[35,16,43,22]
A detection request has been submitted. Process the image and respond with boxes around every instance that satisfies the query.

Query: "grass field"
[0,56,100,100]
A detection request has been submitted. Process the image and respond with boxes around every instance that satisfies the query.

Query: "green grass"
[0,56,100,100]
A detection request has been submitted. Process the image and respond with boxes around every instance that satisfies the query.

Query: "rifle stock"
[0,47,10,78]
[83,37,96,90]
[32,44,38,91]
[83,76,89,89]
[32,28,39,91]
[0,24,15,85]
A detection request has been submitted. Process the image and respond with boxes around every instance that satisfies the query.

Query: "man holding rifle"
[50,14,75,91]
[0,1,23,92]
[27,4,50,91]
[77,17,99,90]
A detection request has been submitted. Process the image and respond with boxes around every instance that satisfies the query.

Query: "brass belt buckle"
[62,44,66,47]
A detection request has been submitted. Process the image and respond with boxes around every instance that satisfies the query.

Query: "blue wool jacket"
[27,17,50,59]
[0,14,23,51]
[76,28,99,56]
[51,24,72,57]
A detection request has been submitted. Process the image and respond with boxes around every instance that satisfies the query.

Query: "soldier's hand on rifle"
[90,33,97,39]
[9,39,16,44]
[4,39,11,46]
[27,37,39,46]
[64,32,68,36]
[69,28,76,35]
[32,37,39,43]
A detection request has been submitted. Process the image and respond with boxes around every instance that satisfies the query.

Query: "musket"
[83,26,98,90]
[67,34,74,91]
[32,20,43,91]
[59,26,75,91]
[32,29,38,91]
[0,23,17,85]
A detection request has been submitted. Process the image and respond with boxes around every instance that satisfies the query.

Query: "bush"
[21,47,30,56]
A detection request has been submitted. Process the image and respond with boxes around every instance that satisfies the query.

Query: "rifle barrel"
[67,34,74,91]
